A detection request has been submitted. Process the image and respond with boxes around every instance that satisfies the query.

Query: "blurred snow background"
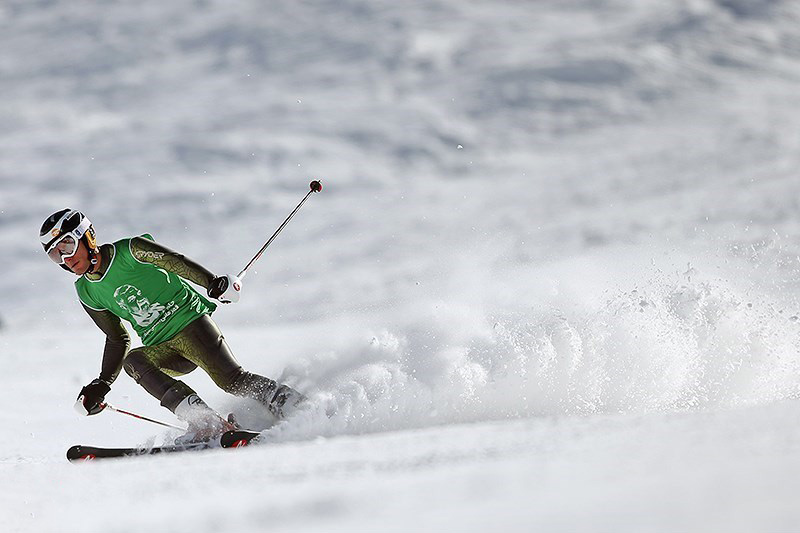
[3,0,800,531]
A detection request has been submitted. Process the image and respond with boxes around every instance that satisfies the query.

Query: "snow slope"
[3,0,800,531]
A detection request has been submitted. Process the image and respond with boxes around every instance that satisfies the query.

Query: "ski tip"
[67,445,97,462]
[220,429,262,448]
[227,437,250,448]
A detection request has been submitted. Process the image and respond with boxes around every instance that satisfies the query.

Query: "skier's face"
[63,240,90,276]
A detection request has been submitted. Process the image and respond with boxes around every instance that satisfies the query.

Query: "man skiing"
[40,208,305,442]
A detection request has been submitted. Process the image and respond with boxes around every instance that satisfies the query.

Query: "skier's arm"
[81,304,130,384]
[129,237,215,289]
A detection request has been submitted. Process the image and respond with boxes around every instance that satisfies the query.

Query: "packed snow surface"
[3,0,800,531]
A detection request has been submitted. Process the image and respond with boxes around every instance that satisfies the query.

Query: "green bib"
[75,235,217,346]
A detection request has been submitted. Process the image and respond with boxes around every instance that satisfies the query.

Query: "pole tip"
[310,180,323,193]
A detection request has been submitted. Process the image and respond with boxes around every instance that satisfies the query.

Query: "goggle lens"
[47,235,78,264]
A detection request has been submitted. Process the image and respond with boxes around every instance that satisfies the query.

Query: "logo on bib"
[114,284,165,327]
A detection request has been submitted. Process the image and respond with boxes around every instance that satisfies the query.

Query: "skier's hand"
[208,274,242,304]
[75,378,110,416]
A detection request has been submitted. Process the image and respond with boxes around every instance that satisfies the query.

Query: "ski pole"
[237,180,323,280]
[101,402,185,430]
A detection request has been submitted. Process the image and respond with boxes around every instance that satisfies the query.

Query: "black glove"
[77,378,110,416]
[207,276,229,300]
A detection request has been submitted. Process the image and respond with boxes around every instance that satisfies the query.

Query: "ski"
[67,440,212,461]
[67,430,262,462]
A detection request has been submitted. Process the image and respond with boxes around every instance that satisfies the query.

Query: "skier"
[40,209,305,442]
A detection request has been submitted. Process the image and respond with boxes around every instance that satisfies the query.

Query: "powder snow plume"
[255,247,800,443]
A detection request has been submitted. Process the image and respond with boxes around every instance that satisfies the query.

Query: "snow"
[3,0,800,531]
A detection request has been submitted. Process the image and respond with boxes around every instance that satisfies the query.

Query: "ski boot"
[268,384,307,419]
[173,394,236,446]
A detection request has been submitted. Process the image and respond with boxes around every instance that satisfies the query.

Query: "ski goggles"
[41,216,92,264]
